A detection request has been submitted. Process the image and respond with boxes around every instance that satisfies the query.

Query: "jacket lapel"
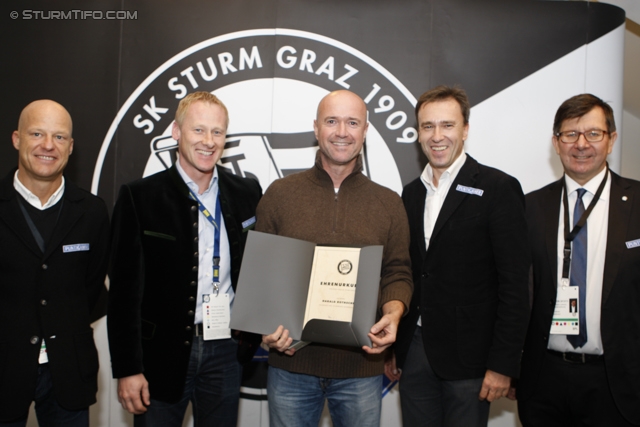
[44,181,84,260]
[407,181,428,260]
[430,155,478,242]
[541,179,563,293]
[0,172,43,257]
[601,172,632,306]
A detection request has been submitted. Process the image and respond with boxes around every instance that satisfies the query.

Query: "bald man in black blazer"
[0,100,109,425]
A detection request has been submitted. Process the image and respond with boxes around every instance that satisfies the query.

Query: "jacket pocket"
[143,230,177,241]
[141,319,156,340]
[74,331,99,382]
[455,300,497,368]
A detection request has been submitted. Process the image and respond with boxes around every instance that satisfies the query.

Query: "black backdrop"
[1,0,624,210]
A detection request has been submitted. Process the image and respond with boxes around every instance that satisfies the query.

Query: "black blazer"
[0,170,109,421]
[107,165,262,403]
[395,155,530,380]
[519,172,640,424]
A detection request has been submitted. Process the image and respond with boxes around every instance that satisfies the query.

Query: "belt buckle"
[562,352,586,363]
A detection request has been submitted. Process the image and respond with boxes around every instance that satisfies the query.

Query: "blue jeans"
[0,364,88,427]
[399,327,489,427]
[267,366,382,427]
[134,337,241,427]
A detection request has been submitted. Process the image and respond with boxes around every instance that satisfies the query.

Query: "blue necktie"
[568,188,588,349]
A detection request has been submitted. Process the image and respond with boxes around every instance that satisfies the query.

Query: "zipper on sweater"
[333,191,338,233]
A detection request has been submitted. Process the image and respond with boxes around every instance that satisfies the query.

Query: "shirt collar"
[175,157,219,196]
[13,170,65,210]
[564,166,609,201]
[421,151,467,191]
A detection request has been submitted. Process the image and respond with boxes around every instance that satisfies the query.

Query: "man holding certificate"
[257,90,413,427]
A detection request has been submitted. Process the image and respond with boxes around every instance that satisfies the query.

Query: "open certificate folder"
[304,246,360,325]
[230,231,383,347]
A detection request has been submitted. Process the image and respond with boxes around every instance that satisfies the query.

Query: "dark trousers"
[518,350,636,426]
[399,327,490,427]
[133,336,242,427]
[0,364,88,427]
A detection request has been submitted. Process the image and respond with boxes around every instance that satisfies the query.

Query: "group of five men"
[1,85,638,427]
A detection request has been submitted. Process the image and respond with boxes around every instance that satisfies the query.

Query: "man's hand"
[384,350,402,382]
[507,382,517,401]
[262,325,296,356]
[117,374,150,415]
[478,369,511,402]
[363,300,405,354]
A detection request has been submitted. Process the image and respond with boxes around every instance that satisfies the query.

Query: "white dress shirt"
[176,161,233,325]
[548,167,610,355]
[14,170,65,210]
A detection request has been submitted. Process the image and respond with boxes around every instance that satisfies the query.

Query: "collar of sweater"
[310,151,368,190]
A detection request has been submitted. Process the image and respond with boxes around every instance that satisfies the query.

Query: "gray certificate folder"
[230,230,383,347]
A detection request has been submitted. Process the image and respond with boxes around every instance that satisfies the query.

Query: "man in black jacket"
[388,85,530,427]
[518,94,640,426]
[108,91,262,427]
[0,100,109,425]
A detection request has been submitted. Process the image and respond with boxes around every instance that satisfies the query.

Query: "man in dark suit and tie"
[0,100,110,425]
[517,94,640,426]
[108,91,262,426]
[386,85,530,427]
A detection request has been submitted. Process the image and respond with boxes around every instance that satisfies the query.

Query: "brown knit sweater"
[255,153,413,378]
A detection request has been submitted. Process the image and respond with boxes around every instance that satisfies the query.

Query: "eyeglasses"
[555,129,608,144]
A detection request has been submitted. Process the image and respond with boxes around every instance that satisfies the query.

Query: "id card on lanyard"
[551,170,607,336]
[189,190,231,340]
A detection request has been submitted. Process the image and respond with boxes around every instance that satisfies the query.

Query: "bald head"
[18,100,73,135]
[12,99,74,193]
[316,90,367,123]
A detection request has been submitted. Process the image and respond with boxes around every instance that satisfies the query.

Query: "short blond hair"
[174,91,229,128]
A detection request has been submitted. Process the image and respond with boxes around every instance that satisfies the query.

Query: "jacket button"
[188,296,195,302]
[30,336,39,344]
[185,326,192,331]
[42,264,48,270]
[188,310,194,316]
[190,281,197,286]
[191,206,197,212]
[192,266,198,272]
[184,341,190,346]
[193,252,198,257]
[40,299,47,306]
[549,300,554,306]
[194,237,198,242]
[193,222,198,228]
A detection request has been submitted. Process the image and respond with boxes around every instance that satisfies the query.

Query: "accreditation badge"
[202,293,231,340]
[550,284,580,335]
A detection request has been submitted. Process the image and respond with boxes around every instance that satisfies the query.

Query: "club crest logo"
[92,29,418,198]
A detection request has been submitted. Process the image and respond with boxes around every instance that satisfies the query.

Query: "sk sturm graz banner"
[92,29,420,197]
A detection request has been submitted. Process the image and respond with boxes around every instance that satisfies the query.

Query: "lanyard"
[17,197,64,253]
[189,190,222,293]
[561,169,608,281]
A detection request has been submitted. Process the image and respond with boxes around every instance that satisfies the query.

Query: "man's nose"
[42,135,55,149]
[432,125,444,141]
[575,133,590,148]
[336,121,348,136]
